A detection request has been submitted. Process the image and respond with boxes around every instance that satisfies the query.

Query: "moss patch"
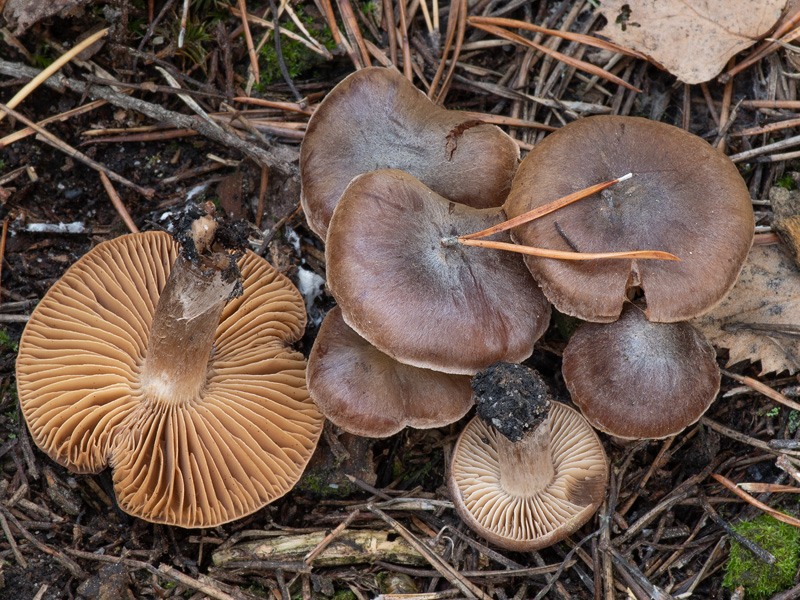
[723,514,800,599]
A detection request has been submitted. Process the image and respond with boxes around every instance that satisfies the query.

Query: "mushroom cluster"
[16,212,323,528]
[504,115,754,439]
[300,73,752,549]
[301,67,551,437]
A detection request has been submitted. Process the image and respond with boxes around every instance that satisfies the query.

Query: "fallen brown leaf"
[597,0,787,84]
[3,0,91,34]
[694,242,800,375]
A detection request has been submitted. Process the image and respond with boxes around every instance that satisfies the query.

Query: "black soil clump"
[472,362,552,442]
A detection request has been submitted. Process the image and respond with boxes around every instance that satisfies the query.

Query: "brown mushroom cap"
[326,168,551,375]
[300,66,520,239]
[504,115,754,323]
[307,306,473,437]
[16,231,323,528]
[562,303,720,439]
[448,402,608,551]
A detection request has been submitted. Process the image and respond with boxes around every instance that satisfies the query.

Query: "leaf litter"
[695,241,800,375]
[596,0,787,83]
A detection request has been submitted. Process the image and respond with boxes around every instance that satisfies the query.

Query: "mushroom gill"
[17,227,323,528]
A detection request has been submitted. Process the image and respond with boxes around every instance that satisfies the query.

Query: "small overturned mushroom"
[307,306,473,437]
[562,303,720,439]
[448,362,608,551]
[326,169,550,375]
[16,217,323,528]
[300,66,520,239]
[504,115,754,323]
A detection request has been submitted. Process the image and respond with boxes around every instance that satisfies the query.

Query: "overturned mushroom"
[307,307,473,437]
[562,303,720,439]
[504,115,754,323]
[300,66,520,239]
[16,219,323,528]
[326,169,551,375]
[448,362,608,550]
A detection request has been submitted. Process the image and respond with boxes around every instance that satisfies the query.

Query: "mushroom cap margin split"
[326,168,551,375]
[300,66,520,239]
[504,115,754,323]
[16,230,324,528]
[307,306,473,437]
[448,402,608,551]
[562,304,720,439]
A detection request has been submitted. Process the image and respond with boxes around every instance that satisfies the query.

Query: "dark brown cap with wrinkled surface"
[16,231,324,528]
[300,66,520,239]
[562,303,720,439]
[504,115,754,323]
[326,168,551,375]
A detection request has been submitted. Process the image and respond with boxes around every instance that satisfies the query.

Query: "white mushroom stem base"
[140,252,238,406]
[448,402,609,551]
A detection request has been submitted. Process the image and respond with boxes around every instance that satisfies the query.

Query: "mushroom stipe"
[449,362,608,551]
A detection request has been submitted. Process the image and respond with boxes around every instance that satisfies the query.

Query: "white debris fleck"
[284,226,301,255]
[297,266,325,313]
[186,183,209,201]
[26,222,86,234]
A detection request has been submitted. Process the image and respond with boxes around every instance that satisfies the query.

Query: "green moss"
[788,410,800,435]
[256,6,336,87]
[296,466,357,498]
[0,329,18,354]
[723,514,800,599]
[776,173,797,191]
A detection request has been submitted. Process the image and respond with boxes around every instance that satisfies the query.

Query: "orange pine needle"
[454,173,679,263]
[456,238,678,262]
[737,482,800,494]
[238,0,261,84]
[712,473,800,529]
[460,173,632,241]
[467,16,649,61]
[469,21,641,92]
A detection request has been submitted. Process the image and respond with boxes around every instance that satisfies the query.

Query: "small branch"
[99,172,139,233]
[0,59,299,176]
[0,509,26,568]
[304,509,360,563]
[238,0,261,83]
[776,454,800,486]
[699,491,775,564]
[712,473,800,528]
[367,504,490,600]
[721,370,800,413]
[532,530,598,600]
[268,0,302,101]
